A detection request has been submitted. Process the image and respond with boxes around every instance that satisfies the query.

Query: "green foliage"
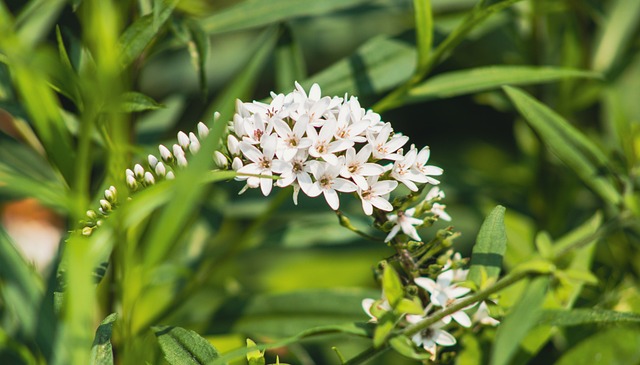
[468,205,507,288]
[153,325,220,365]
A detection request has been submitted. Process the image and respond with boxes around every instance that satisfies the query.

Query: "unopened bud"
[100,199,112,212]
[148,154,159,169]
[232,157,243,171]
[86,210,97,220]
[159,144,173,162]
[104,188,116,203]
[214,151,228,168]
[227,135,240,155]
[213,111,221,122]
[172,144,185,158]
[126,175,138,190]
[144,171,155,185]
[133,164,145,179]
[126,168,134,178]
[176,154,188,167]
[197,122,209,139]
[155,162,167,177]
[82,227,93,236]
[177,131,190,149]
[166,171,175,180]
[188,132,200,153]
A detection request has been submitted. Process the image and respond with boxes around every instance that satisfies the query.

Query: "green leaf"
[539,308,640,327]
[246,339,265,365]
[468,205,507,288]
[389,335,431,360]
[208,288,377,338]
[200,0,369,34]
[15,0,66,47]
[592,0,640,75]
[186,19,209,97]
[395,298,424,316]
[535,231,554,259]
[120,91,164,112]
[89,313,117,365]
[413,0,433,78]
[503,86,621,205]
[373,313,396,348]
[405,66,600,103]
[555,327,640,365]
[300,34,415,99]
[382,264,404,308]
[0,225,43,338]
[275,23,307,94]
[154,326,220,365]
[490,277,548,365]
[118,0,179,67]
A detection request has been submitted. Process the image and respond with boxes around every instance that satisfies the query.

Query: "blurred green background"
[1,0,640,364]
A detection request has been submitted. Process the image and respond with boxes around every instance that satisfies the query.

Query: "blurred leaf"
[395,298,423,316]
[503,86,621,205]
[15,0,66,46]
[413,0,433,78]
[210,322,370,365]
[468,205,507,288]
[0,159,70,211]
[553,211,602,257]
[209,288,377,338]
[0,225,43,338]
[405,66,600,103]
[592,0,640,75]
[203,25,278,123]
[555,327,640,365]
[200,0,369,34]
[382,264,404,308]
[490,277,548,365]
[118,0,179,67]
[186,19,209,97]
[301,34,415,99]
[275,23,307,94]
[389,335,431,360]
[373,312,395,348]
[539,308,640,327]
[153,326,220,365]
[120,91,164,112]
[89,313,117,365]
[245,339,265,365]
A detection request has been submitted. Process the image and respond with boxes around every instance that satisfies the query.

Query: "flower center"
[316,142,328,154]
[253,129,263,141]
[348,163,359,174]
[319,176,332,188]
[260,158,271,170]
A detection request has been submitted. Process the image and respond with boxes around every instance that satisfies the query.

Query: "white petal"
[385,225,401,242]
[239,142,263,163]
[370,196,393,212]
[434,329,456,347]
[323,188,340,210]
[452,311,472,328]
[333,178,357,193]
[414,277,437,293]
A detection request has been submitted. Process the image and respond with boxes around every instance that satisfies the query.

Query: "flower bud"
[104,188,116,203]
[188,132,200,154]
[232,157,243,171]
[166,171,175,180]
[148,154,159,169]
[177,131,190,149]
[126,175,138,190]
[126,169,134,178]
[197,122,209,139]
[172,144,185,158]
[159,144,173,162]
[82,227,93,236]
[133,164,145,179]
[155,162,167,177]
[214,151,228,168]
[144,171,155,185]
[227,135,240,155]
[86,210,97,220]
[100,199,112,212]
[176,154,188,167]
[213,111,221,122]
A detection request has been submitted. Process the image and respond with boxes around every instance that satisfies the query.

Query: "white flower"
[405,317,456,361]
[340,145,385,189]
[306,117,353,165]
[306,161,357,210]
[273,114,312,161]
[385,208,423,242]
[473,301,500,326]
[358,177,398,215]
[241,113,271,145]
[334,101,368,143]
[237,135,288,196]
[361,298,391,323]
[367,123,408,161]
[275,150,315,201]
[412,146,443,185]
[430,203,451,221]
[390,148,430,192]
[414,270,471,327]
[425,186,445,201]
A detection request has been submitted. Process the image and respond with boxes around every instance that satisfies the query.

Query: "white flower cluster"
[222,82,443,215]
[362,255,499,360]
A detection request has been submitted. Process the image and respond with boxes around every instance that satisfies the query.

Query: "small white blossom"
[306,161,357,210]
[430,203,451,221]
[385,208,423,242]
[391,148,430,192]
[367,123,408,161]
[405,317,456,361]
[237,135,288,196]
[358,177,397,215]
[473,301,500,326]
[361,298,391,323]
[413,146,443,185]
[415,270,471,327]
[340,145,385,189]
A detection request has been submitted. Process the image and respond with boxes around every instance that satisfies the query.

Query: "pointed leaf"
[539,308,640,327]
[468,205,507,288]
[389,335,431,360]
[154,326,220,365]
[382,264,404,308]
[413,0,433,77]
[503,86,621,205]
[490,277,548,365]
[186,19,209,96]
[120,91,164,112]
[592,0,640,74]
[406,66,600,103]
[89,313,117,365]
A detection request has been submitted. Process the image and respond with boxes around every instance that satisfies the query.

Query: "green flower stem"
[342,344,390,365]
[336,210,383,241]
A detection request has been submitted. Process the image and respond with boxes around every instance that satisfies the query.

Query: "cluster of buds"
[220,82,443,215]
[82,185,117,236]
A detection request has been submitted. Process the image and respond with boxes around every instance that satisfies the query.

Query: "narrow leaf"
[275,23,307,94]
[15,0,66,46]
[120,91,164,112]
[89,313,117,365]
[468,205,507,288]
[539,308,640,327]
[406,66,600,103]
[382,264,404,307]
[503,86,621,205]
[389,335,431,360]
[490,277,548,365]
[413,0,433,77]
[592,0,640,74]
[200,0,369,34]
[118,0,179,67]
[186,19,209,97]
[154,326,219,365]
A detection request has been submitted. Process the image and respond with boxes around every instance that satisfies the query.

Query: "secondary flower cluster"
[221,82,443,215]
[363,255,499,361]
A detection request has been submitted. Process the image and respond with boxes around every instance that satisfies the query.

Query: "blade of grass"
[413,0,433,79]
[15,0,66,47]
[592,0,640,75]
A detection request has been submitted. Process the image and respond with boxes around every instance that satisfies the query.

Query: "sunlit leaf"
[89,313,117,365]
[468,205,507,288]
[15,0,66,46]
[539,308,640,327]
[389,335,431,360]
[154,326,220,365]
[555,327,640,365]
[592,0,640,75]
[120,91,164,112]
[186,19,209,97]
[413,0,433,78]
